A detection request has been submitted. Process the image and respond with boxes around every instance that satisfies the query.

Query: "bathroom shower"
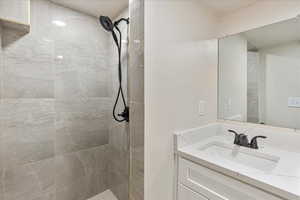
[0,0,144,199]
[99,16,130,123]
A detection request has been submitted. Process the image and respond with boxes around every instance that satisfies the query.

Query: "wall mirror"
[218,17,300,129]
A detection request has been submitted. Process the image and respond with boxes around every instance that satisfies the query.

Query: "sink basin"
[198,142,280,172]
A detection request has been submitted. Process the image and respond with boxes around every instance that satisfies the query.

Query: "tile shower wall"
[108,9,130,200]
[247,51,259,123]
[0,0,112,199]
[129,0,144,200]
[0,24,3,200]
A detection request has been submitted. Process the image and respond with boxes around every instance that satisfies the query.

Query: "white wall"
[264,54,300,129]
[218,35,247,121]
[218,0,300,37]
[145,1,218,200]
[259,41,300,58]
[145,1,300,200]
[257,42,300,129]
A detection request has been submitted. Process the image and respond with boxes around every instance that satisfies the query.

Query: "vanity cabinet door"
[178,184,209,200]
[178,158,283,200]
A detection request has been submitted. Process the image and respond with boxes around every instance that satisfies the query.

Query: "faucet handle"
[250,136,267,149]
[228,129,239,145]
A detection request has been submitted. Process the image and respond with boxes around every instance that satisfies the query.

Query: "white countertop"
[175,123,300,200]
[178,136,300,200]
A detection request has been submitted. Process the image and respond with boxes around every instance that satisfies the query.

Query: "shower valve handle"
[118,107,129,122]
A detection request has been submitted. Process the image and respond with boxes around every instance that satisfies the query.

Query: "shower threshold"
[87,190,118,200]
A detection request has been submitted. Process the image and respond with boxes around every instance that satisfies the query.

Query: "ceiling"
[50,0,128,18]
[50,0,258,19]
[242,17,300,49]
[200,0,258,16]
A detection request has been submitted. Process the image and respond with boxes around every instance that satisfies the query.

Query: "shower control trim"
[118,107,129,122]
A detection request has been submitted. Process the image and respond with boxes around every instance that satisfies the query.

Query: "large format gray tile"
[35,192,56,200]
[129,102,144,127]
[108,170,129,200]
[55,152,85,188]
[52,10,110,99]
[108,123,129,200]
[55,150,108,200]
[0,102,3,175]
[51,2,100,47]
[55,99,110,155]
[131,148,144,178]
[55,177,86,200]
[0,26,3,99]
[2,30,54,98]
[55,171,107,200]
[3,164,41,200]
[2,57,54,98]
[108,123,129,176]
[130,124,144,149]
[0,0,128,200]
[1,99,55,168]
[30,158,55,193]
[129,0,144,199]
[128,67,144,102]
[84,171,108,199]
[55,124,108,156]
[51,4,108,75]
[129,172,143,200]
[0,0,55,100]
[2,29,54,61]
[79,69,111,98]
[77,145,108,176]
[0,176,3,200]
[55,69,110,100]
[55,70,81,100]
[53,41,97,74]
[30,0,54,38]
[2,122,55,168]
[0,27,3,200]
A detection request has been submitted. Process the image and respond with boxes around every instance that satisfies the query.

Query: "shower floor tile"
[87,190,118,200]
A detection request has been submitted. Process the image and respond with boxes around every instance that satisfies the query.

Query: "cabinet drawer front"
[178,184,209,200]
[178,158,283,200]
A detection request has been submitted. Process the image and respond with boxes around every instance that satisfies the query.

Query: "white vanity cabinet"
[177,158,284,200]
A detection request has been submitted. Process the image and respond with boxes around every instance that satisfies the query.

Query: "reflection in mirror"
[218,17,300,129]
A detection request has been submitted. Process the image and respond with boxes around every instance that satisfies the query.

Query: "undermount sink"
[198,142,280,172]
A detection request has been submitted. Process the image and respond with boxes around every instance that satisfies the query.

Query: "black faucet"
[228,130,267,149]
[250,136,267,149]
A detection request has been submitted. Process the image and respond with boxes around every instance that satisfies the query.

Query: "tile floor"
[87,190,118,200]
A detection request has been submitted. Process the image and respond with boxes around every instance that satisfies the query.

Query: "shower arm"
[114,18,129,26]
